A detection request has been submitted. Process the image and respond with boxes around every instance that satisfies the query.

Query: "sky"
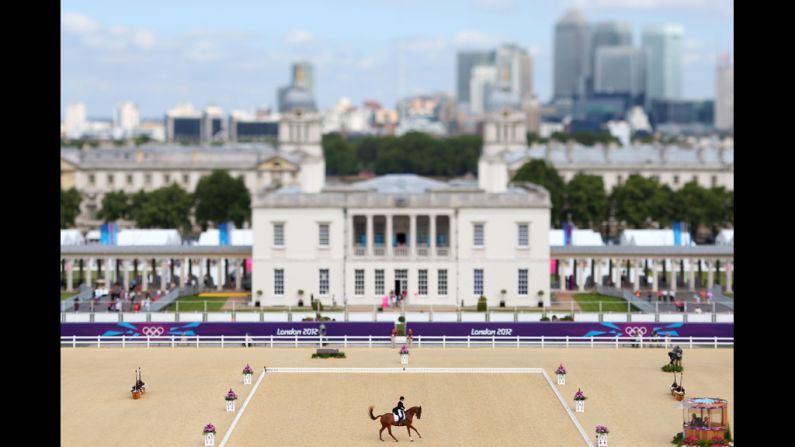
[61,0,733,119]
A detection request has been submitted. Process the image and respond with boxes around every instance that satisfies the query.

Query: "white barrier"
[489,312,515,322]
[64,313,91,323]
[602,313,628,322]
[291,312,315,321]
[262,312,289,322]
[715,314,734,323]
[686,313,713,323]
[122,313,147,322]
[461,313,487,322]
[347,312,375,322]
[517,313,543,322]
[376,313,399,322]
[234,313,262,322]
[149,312,176,322]
[178,312,204,322]
[405,312,430,322]
[432,312,458,322]
[629,314,656,322]
[323,312,345,321]
[93,313,119,323]
[659,314,685,323]
[574,313,600,322]
[206,312,233,322]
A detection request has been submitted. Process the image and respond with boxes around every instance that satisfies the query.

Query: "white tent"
[86,230,100,244]
[197,229,253,246]
[549,229,604,246]
[619,229,695,246]
[117,229,182,246]
[716,229,734,245]
[60,229,85,246]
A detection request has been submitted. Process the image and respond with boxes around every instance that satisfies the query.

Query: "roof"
[197,229,253,246]
[619,229,695,246]
[353,174,449,193]
[503,145,733,170]
[549,230,604,246]
[117,229,182,246]
[61,144,280,170]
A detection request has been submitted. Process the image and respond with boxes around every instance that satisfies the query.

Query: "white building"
[252,89,551,308]
[469,65,497,115]
[64,102,87,139]
[715,59,734,132]
[113,102,141,133]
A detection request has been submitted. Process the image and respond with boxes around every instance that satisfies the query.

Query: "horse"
[668,346,683,367]
[369,405,422,442]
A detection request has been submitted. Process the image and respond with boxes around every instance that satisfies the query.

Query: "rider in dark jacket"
[393,396,406,424]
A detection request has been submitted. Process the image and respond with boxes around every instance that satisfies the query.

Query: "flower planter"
[131,390,141,400]
[226,400,235,412]
[243,373,252,385]
[204,433,215,446]
[597,433,608,446]
[575,400,585,412]
[675,393,684,401]
[400,354,409,365]
[557,374,566,385]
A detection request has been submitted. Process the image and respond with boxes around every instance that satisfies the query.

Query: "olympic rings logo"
[141,327,165,336]
[624,326,648,337]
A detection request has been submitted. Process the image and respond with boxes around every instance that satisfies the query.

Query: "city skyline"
[62,0,733,117]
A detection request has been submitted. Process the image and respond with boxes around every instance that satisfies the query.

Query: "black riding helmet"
[400,396,405,400]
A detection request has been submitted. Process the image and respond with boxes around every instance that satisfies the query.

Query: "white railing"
[416,247,429,257]
[394,246,409,256]
[373,246,386,256]
[353,246,366,256]
[61,334,733,349]
[436,247,449,257]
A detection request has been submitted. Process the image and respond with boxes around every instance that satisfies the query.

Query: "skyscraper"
[554,10,590,100]
[113,102,140,131]
[292,62,314,94]
[64,102,87,138]
[277,62,317,113]
[495,44,533,101]
[456,51,496,104]
[594,46,645,98]
[715,55,733,131]
[588,22,632,95]
[642,25,683,102]
[469,65,498,115]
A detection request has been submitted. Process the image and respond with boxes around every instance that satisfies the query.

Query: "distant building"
[715,57,733,132]
[278,62,317,113]
[229,111,278,142]
[554,10,590,99]
[456,51,495,106]
[113,102,140,133]
[642,25,683,103]
[469,65,497,115]
[594,46,645,100]
[588,21,633,96]
[65,102,87,139]
[165,103,201,144]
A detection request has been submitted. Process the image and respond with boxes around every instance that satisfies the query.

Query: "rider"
[393,396,406,425]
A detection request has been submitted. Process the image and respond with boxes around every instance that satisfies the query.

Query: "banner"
[563,223,572,246]
[219,222,231,246]
[100,223,117,246]
[673,222,682,246]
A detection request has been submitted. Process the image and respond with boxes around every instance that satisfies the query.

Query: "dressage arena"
[61,347,733,446]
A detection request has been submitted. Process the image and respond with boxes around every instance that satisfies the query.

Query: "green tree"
[610,175,672,227]
[61,188,82,228]
[512,159,566,226]
[96,190,131,222]
[323,133,358,175]
[671,182,733,237]
[564,174,608,228]
[129,185,194,232]
[353,136,380,171]
[193,170,251,230]
[133,134,152,146]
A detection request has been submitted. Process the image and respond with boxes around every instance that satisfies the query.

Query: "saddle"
[393,410,405,425]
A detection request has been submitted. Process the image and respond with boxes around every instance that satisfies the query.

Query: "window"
[418,269,428,296]
[518,223,529,247]
[673,175,679,185]
[318,223,330,247]
[126,175,133,185]
[354,269,365,296]
[144,174,151,186]
[88,174,95,186]
[107,174,114,185]
[473,223,484,247]
[273,223,284,247]
[274,269,284,295]
[183,174,190,184]
[319,269,329,295]
[518,269,528,296]
[711,176,717,187]
[474,269,484,296]
[437,270,448,295]
[164,174,171,184]
[375,269,384,295]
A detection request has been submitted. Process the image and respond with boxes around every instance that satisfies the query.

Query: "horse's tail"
[369,406,379,420]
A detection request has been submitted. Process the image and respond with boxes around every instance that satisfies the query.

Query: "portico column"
[651,260,658,292]
[161,259,168,290]
[235,258,242,291]
[633,260,641,291]
[366,214,374,256]
[611,259,620,287]
[123,259,130,291]
[105,257,112,285]
[349,214,355,256]
[557,260,566,291]
[706,260,714,289]
[689,259,696,291]
[669,259,676,292]
[409,214,417,257]
[386,215,393,257]
[577,260,585,291]
[66,259,74,291]
[595,259,603,288]
[430,215,437,255]
[87,258,94,287]
[200,258,206,288]
[179,258,186,288]
[216,258,223,291]
[725,260,733,293]
[142,260,148,291]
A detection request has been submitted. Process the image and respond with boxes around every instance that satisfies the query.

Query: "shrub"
[477,296,488,312]
[395,323,406,336]
[662,364,684,373]
[311,300,324,312]
[540,316,550,321]
[398,315,406,323]
[311,352,346,359]
[561,315,574,321]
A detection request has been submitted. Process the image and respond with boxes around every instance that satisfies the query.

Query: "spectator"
[73,296,80,312]
[706,290,713,301]
[647,291,652,302]
[143,295,151,312]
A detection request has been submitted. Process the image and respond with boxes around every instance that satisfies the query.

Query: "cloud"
[187,41,222,62]
[453,30,501,47]
[472,0,515,11]
[61,12,157,51]
[285,30,314,45]
[572,0,733,16]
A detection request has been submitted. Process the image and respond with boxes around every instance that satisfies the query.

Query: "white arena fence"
[60,334,733,349]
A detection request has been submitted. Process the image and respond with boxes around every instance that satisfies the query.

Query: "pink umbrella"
[382,295,389,308]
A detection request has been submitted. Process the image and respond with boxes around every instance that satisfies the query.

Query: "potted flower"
[400,345,410,365]
[555,364,567,385]
[595,425,609,446]
[203,423,217,446]
[573,388,587,412]
[225,388,238,412]
[243,364,254,385]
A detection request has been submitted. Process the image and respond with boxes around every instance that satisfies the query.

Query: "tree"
[323,133,358,175]
[609,175,671,227]
[96,190,131,222]
[512,159,566,226]
[671,182,732,238]
[194,170,251,230]
[129,185,194,232]
[564,174,608,228]
[61,188,82,228]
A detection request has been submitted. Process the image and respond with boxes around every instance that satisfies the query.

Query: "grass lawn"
[165,295,227,312]
[61,292,77,300]
[573,293,639,312]
[724,293,733,298]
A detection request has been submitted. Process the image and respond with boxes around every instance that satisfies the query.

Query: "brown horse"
[369,405,422,442]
